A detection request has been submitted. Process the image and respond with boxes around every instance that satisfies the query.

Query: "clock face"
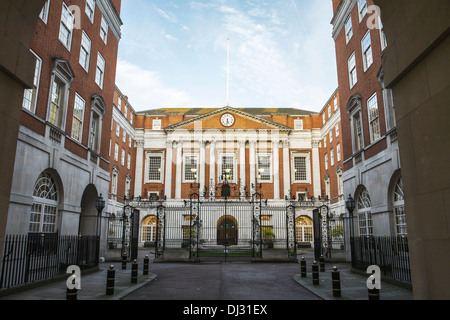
[220,113,235,127]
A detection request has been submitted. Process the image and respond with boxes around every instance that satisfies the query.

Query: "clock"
[220,113,235,127]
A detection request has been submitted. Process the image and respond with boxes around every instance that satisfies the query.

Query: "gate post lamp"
[345,195,356,265]
[95,194,106,262]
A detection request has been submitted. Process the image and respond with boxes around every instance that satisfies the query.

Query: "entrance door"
[217,216,237,245]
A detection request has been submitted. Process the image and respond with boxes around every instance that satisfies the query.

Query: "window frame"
[39,0,50,24]
[85,0,96,23]
[183,154,199,183]
[145,152,165,184]
[291,152,311,184]
[257,153,272,183]
[367,92,381,143]
[71,93,85,143]
[361,30,373,71]
[22,51,42,114]
[345,15,353,43]
[100,15,109,44]
[79,31,91,72]
[95,52,105,89]
[218,152,237,184]
[59,2,75,51]
[348,52,357,89]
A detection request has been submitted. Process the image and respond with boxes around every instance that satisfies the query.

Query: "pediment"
[164,107,292,132]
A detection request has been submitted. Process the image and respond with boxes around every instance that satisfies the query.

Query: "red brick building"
[6,0,123,250]
[331,0,403,239]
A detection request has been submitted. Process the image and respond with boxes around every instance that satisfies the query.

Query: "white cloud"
[115,59,192,111]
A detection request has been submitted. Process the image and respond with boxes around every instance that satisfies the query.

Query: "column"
[164,140,173,199]
[249,140,256,196]
[199,140,206,199]
[282,140,291,200]
[209,140,216,200]
[239,140,246,200]
[272,140,280,200]
[175,141,183,199]
[134,139,144,197]
[312,140,321,198]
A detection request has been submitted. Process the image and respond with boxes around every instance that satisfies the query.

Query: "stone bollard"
[332,266,341,297]
[300,257,307,278]
[143,255,149,276]
[320,255,325,272]
[131,259,138,284]
[312,261,319,285]
[122,253,127,270]
[106,265,115,296]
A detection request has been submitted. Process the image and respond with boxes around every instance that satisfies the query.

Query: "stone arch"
[79,184,99,236]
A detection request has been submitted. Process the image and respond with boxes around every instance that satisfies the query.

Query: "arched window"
[141,215,159,242]
[393,177,407,235]
[296,216,313,243]
[357,187,373,236]
[29,172,59,233]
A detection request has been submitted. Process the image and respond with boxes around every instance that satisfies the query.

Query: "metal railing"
[351,235,411,284]
[0,234,99,289]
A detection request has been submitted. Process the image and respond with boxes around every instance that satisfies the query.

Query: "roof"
[137,107,318,117]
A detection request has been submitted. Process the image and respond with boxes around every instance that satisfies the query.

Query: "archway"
[217,215,238,245]
[79,184,99,236]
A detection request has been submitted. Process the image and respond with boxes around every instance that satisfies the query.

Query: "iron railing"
[0,234,99,289]
[351,235,411,284]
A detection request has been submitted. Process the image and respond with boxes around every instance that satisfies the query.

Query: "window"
[79,31,91,72]
[100,15,108,44]
[325,154,328,170]
[330,149,335,166]
[39,0,50,24]
[22,51,42,113]
[116,122,120,137]
[89,112,101,152]
[380,75,396,131]
[129,136,132,148]
[123,130,127,143]
[49,79,64,127]
[183,155,199,182]
[146,153,164,183]
[329,130,333,143]
[335,123,340,137]
[141,216,159,242]
[361,31,373,71]
[111,167,118,196]
[219,154,236,182]
[293,155,309,182]
[322,113,326,125]
[324,136,327,148]
[337,167,343,196]
[95,53,105,89]
[121,149,125,166]
[353,112,363,152]
[328,105,332,118]
[334,97,338,109]
[124,104,128,119]
[345,15,353,43]
[118,97,122,110]
[337,144,341,162]
[393,177,407,235]
[257,155,272,182]
[114,143,119,161]
[294,120,303,130]
[71,94,85,143]
[127,154,131,170]
[325,176,330,199]
[367,93,381,143]
[358,0,367,21]
[29,172,58,234]
[125,175,131,198]
[379,17,388,51]
[130,113,133,125]
[85,0,95,22]
[296,216,313,243]
[348,52,357,88]
[153,119,162,130]
[59,3,74,50]
[357,187,373,236]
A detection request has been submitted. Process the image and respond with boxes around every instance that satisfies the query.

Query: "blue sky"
[116,0,338,113]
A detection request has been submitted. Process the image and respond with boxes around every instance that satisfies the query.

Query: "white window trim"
[71,93,85,143]
[114,143,119,162]
[22,50,42,114]
[325,154,328,170]
[257,153,273,183]
[294,119,303,131]
[59,2,74,51]
[95,52,105,89]
[345,15,353,43]
[39,0,50,24]
[291,152,311,184]
[218,152,237,184]
[100,15,109,44]
[85,0,96,23]
[367,92,381,144]
[348,52,357,89]
[153,119,162,130]
[182,153,199,183]
[337,144,341,162]
[144,152,165,184]
[358,0,368,22]
[361,30,373,72]
[79,31,91,72]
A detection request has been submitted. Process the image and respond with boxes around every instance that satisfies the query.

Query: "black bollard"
[300,257,307,278]
[66,287,77,300]
[122,252,127,270]
[312,261,319,285]
[320,255,325,272]
[106,265,115,295]
[368,273,380,300]
[332,266,341,297]
[143,255,149,276]
[131,259,138,284]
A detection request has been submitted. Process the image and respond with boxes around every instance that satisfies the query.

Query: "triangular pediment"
[164,107,292,132]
